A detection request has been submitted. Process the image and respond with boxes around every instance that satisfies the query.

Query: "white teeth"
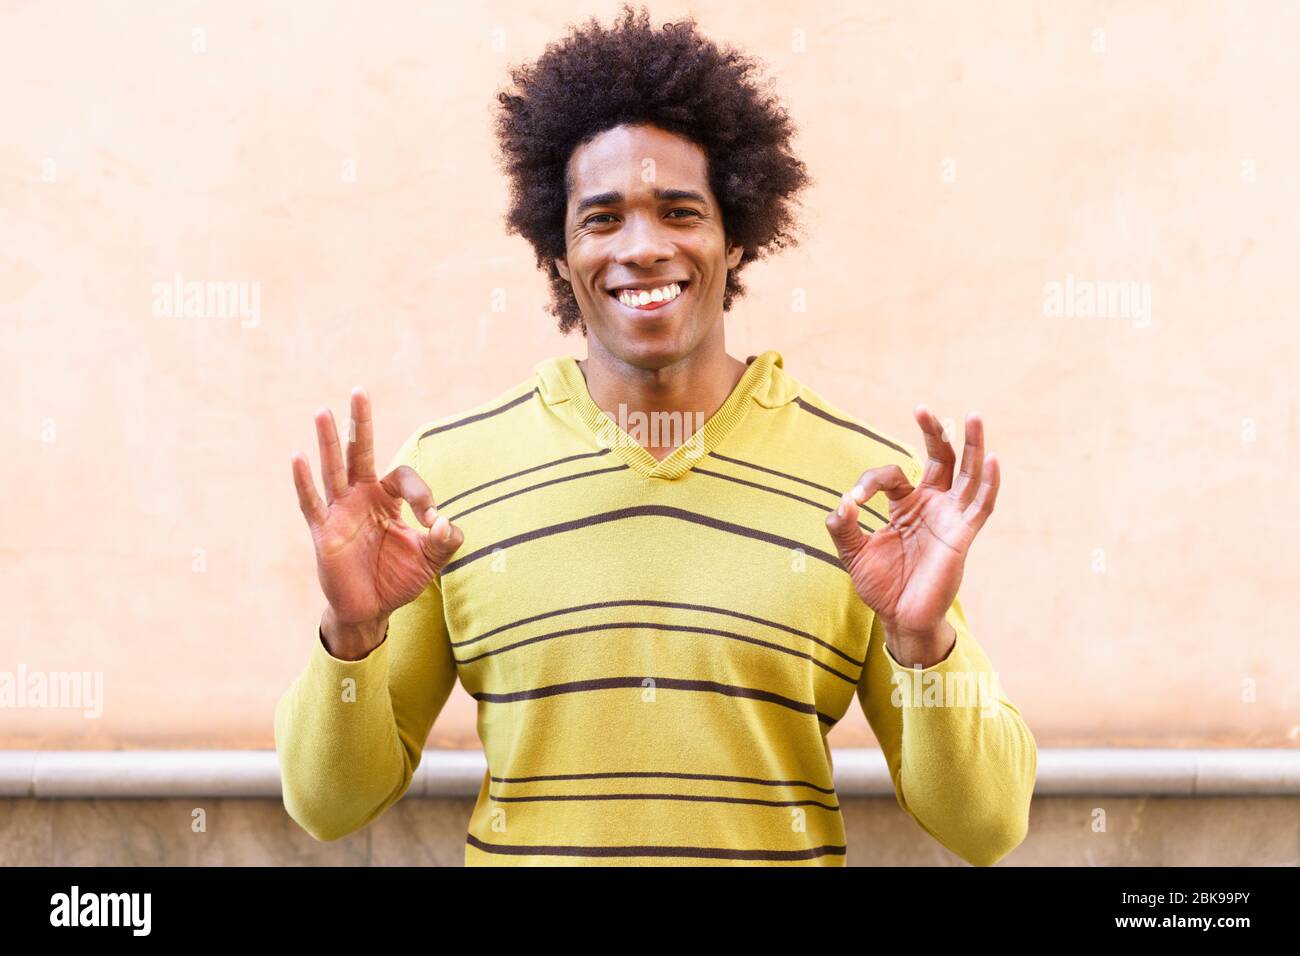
[617,282,681,307]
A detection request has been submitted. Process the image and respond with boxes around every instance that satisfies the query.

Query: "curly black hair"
[493,3,813,336]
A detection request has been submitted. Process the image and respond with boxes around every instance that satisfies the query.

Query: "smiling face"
[554,123,744,370]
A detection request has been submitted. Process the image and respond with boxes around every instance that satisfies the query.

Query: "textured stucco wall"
[2,1,1297,748]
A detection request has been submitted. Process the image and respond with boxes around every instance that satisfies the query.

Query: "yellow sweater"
[274,349,1037,865]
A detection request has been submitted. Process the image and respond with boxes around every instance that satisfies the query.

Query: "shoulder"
[775,365,925,485]
[385,371,542,478]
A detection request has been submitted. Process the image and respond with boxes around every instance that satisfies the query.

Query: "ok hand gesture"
[291,388,464,644]
[825,406,999,662]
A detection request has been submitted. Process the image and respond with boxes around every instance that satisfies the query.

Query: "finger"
[380,464,439,527]
[827,465,914,561]
[291,451,327,528]
[347,387,377,482]
[914,404,957,490]
[951,412,985,507]
[842,470,890,525]
[846,463,915,510]
[315,406,348,504]
[825,488,868,562]
[420,514,466,571]
[962,452,1000,534]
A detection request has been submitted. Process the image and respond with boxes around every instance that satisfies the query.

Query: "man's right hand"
[291,387,464,659]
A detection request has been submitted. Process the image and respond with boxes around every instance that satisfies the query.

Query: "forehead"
[566,123,709,198]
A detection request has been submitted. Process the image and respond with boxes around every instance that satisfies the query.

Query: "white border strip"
[0,749,1297,798]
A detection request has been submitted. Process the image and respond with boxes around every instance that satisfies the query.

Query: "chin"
[585,312,691,369]
[608,328,693,370]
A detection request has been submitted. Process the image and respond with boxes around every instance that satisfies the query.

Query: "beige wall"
[3,1,1296,749]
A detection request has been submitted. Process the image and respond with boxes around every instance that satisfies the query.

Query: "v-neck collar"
[534,349,790,480]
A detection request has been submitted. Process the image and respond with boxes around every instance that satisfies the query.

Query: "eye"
[581,209,700,227]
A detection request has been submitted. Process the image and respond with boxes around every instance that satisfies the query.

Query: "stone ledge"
[1,748,1298,798]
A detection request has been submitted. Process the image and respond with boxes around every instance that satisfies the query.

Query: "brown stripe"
[702,455,894,528]
[692,465,885,530]
[491,769,835,794]
[440,504,844,576]
[456,619,859,685]
[708,451,843,498]
[466,833,847,861]
[456,598,864,668]
[471,675,838,726]
[418,387,537,441]
[446,464,629,522]
[487,791,840,811]
[793,396,911,455]
[438,449,613,510]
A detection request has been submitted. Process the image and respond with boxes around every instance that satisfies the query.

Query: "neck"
[578,333,749,461]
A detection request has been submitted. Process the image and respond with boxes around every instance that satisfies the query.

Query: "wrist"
[320,606,390,661]
[882,617,956,669]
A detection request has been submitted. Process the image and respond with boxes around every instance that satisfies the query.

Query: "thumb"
[420,514,464,572]
[825,489,867,564]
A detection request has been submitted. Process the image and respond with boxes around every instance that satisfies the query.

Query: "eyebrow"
[574,188,709,216]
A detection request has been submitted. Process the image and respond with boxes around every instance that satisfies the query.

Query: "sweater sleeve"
[273,427,459,842]
[857,593,1038,866]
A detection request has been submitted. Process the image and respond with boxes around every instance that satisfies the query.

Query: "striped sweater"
[274,349,1037,865]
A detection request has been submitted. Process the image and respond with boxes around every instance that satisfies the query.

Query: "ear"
[554,258,571,282]
[725,243,745,269]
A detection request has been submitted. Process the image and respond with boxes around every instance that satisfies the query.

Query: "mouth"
[607,280,690,315]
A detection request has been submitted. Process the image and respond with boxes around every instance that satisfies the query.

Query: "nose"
[614,210,675,268]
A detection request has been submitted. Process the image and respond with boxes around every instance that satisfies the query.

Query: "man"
[276,5,1036,866]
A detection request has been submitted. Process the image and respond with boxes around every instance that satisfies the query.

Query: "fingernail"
[441,520,453,542]
[836,503,845,517]
[852,484,865,501]
[424,507,437,525]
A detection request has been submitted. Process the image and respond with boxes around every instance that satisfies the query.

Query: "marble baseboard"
[5,750,1300,798]
[2,796,1297,866]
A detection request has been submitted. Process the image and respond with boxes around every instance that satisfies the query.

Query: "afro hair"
[492,3,813,335]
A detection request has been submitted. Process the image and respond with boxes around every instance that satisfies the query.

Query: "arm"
[274,426,459,842]
[825,406,1037,865]
[858,593,1037,866]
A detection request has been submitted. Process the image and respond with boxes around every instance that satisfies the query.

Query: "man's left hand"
[825,406,1000,667]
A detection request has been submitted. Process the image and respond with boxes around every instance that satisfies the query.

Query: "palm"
[292,388,464,627]
[827,406,1000,639]
[311,480,442,623]
[840,484,975,635]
